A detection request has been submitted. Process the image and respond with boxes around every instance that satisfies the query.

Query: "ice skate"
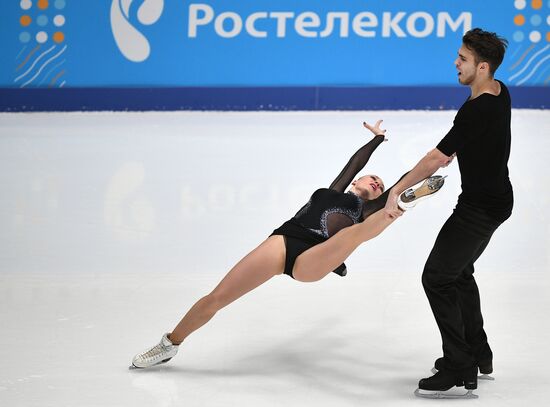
[398,175,446,210]
[130,333,179,369]
[432,356,495,381]
[414,368,478,399]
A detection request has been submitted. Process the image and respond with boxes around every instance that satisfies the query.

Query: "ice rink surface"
[0,109,549,406]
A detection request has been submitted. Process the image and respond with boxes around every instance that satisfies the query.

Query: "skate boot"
[398,175,446,210]
[130,333,179,369]
[432,357,494,381]
[414,367,478,399]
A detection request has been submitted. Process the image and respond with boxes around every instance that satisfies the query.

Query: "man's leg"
[421,206,500,372]
[456,239,493,367]
[422,218,480,371]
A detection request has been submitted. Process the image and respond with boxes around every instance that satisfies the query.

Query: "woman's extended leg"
[168,235,286,344]
[293,209,397,282]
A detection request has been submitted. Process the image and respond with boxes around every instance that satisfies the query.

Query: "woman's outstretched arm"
[329,120,387,193]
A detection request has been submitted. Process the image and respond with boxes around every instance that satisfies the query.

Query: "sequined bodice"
[283,134,401,240]
[293,188,364,238]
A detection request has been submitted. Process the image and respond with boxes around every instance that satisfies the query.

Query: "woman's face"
[352,175,385,200]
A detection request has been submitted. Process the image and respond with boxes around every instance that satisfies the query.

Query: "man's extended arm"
[384,148,452,218]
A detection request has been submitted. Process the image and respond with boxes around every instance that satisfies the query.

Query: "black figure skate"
[414,366,478,399]
[432,356,495,381]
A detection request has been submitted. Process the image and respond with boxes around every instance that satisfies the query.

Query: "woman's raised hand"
[363,120,387,139]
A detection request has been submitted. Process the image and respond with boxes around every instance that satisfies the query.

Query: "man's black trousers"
[422,202,509,371]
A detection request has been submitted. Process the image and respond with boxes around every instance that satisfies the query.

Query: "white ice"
[0,110,549,406]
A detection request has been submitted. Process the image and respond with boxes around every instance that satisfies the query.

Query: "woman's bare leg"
[293,209,397,282]
[169,235,285,344]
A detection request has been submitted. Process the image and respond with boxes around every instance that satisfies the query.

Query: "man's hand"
[385,148,451,220]
[384,190,403,219]
[442,153,456,168]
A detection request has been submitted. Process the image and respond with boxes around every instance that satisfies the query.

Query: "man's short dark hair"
[463,28,508,76]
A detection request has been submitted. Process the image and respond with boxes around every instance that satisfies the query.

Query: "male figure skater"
[384,28,513,399]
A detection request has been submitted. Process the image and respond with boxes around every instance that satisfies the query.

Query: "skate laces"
[141,342,169,361]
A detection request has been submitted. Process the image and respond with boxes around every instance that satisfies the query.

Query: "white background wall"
[0,111,547,276]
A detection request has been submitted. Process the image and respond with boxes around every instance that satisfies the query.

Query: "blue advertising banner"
[0,0,548,110]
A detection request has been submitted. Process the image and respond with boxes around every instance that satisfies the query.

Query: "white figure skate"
[130,333,179,369]
[398,175,446,210]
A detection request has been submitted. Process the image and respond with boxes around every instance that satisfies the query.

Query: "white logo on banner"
[104,162,156,241]
[110,0,164,62]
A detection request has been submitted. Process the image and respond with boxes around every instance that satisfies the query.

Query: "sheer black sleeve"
[329,135,385,193]
[361,172,409,220]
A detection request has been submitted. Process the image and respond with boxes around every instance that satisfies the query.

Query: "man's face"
[454,44,479,85]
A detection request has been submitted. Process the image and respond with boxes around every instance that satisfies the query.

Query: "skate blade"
[415,388,478,399]
[128,357,172,370]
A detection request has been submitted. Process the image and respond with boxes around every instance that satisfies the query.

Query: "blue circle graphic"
[531,15,542,26]
[54,0,66,10]
[37,15,48,27]
[513,31,525,42]
[19,32,31,43]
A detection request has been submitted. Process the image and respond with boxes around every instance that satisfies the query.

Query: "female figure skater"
[131,119,446,369]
